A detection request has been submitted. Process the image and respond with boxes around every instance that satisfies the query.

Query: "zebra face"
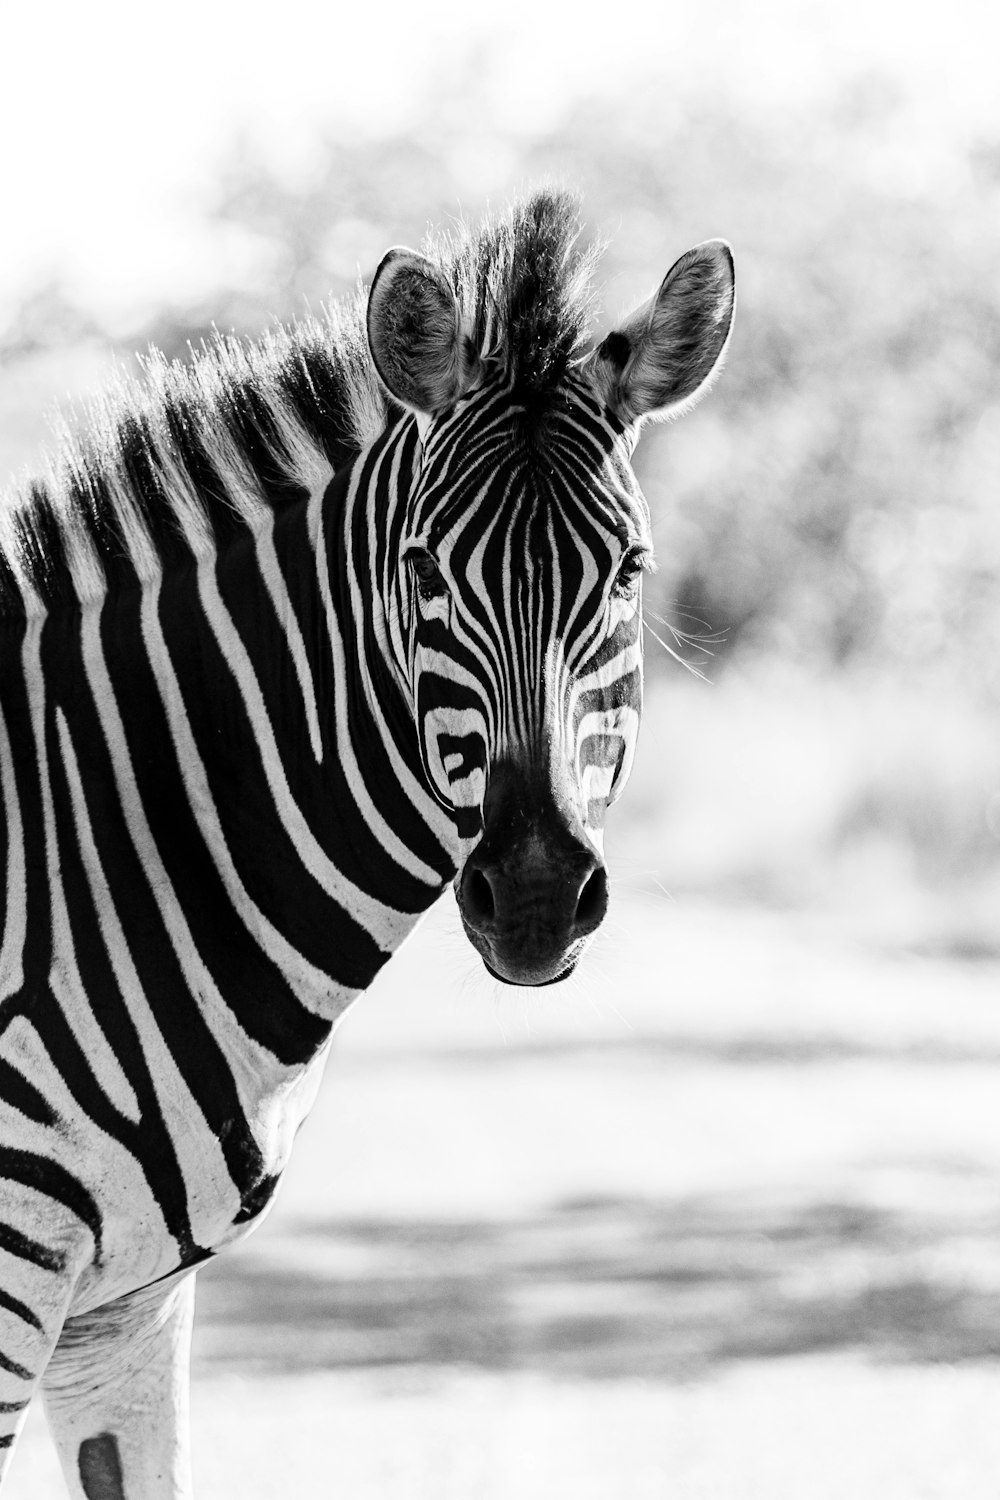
[368,222,735,984]
[400,386,651,985]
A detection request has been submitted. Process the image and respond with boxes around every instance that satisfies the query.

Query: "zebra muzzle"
[456,779,609,986]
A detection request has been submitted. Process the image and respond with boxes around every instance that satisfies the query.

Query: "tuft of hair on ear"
[590,239,735,425]
[367,250,477,416]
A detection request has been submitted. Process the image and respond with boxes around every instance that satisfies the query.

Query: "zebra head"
[368,203,734,986]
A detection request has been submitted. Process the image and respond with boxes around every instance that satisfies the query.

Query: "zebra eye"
[407,549,448,602]
[612,548,647,599]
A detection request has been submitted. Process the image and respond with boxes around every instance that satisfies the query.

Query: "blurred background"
[3,1,999,1494]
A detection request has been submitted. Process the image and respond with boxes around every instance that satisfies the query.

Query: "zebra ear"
[367,248,474,416]
[588,240,735,425]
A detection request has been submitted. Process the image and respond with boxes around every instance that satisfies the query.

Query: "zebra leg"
[0,1193,98,1493]
[0,1287,59,1491]
[42,1274,196,1500]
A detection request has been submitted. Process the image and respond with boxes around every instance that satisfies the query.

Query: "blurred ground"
[8,886,1000,1497]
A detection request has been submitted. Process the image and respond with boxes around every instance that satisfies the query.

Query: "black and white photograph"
[0,2,997,1496]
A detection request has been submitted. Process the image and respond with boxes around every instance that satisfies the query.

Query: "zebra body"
[0,193,734,1497]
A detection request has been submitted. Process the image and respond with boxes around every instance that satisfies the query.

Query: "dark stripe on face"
[404,382,647,804]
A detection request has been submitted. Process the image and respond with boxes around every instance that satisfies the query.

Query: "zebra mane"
[431,190,599,404]
[0,190,599,614]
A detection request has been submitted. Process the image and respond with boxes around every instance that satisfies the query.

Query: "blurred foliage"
[3,68,999,703]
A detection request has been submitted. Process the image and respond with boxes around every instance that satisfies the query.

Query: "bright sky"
[0,0,994,327]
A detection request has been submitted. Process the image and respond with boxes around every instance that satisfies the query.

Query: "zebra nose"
[459,843,609,944]
[456,757,612,984]
[574,862,610,935]
[460,865,496,929]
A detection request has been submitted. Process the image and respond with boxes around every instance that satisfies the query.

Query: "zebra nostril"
[574,865,608,935]
[462,866,496,929]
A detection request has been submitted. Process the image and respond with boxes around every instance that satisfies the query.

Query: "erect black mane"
[0,190,599,615]
[435,190,598,405]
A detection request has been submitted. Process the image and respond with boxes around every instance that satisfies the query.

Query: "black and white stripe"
[0,190,734,1496]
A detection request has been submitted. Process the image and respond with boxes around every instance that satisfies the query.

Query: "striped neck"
[0,416,464,1044]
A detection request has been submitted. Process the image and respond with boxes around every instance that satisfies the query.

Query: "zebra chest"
[201,1036,334,1252]
[62,1032,336,1314]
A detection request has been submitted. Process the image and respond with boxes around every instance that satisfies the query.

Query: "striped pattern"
[0,191,733,1494]
[0,410,459,1472]
[407,377,647,836]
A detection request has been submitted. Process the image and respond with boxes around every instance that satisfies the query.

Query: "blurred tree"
[0,282,102,362]
[2,72,998,702]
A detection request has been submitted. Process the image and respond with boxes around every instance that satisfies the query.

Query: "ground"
[8,890,1000,1498]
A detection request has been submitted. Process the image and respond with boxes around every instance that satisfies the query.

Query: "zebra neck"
[0,443,459,1044]
[120,437,459,974]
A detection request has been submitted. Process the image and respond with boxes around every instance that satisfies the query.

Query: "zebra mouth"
[460,919,589,987]
[455,762,609,987]
[481,953,580,987]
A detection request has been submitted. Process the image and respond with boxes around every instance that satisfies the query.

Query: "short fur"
[589,240,735,424]
[0,191,598,618]
[366,252,473,414]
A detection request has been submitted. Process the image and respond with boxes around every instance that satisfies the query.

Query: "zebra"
[0,190,734,1498]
